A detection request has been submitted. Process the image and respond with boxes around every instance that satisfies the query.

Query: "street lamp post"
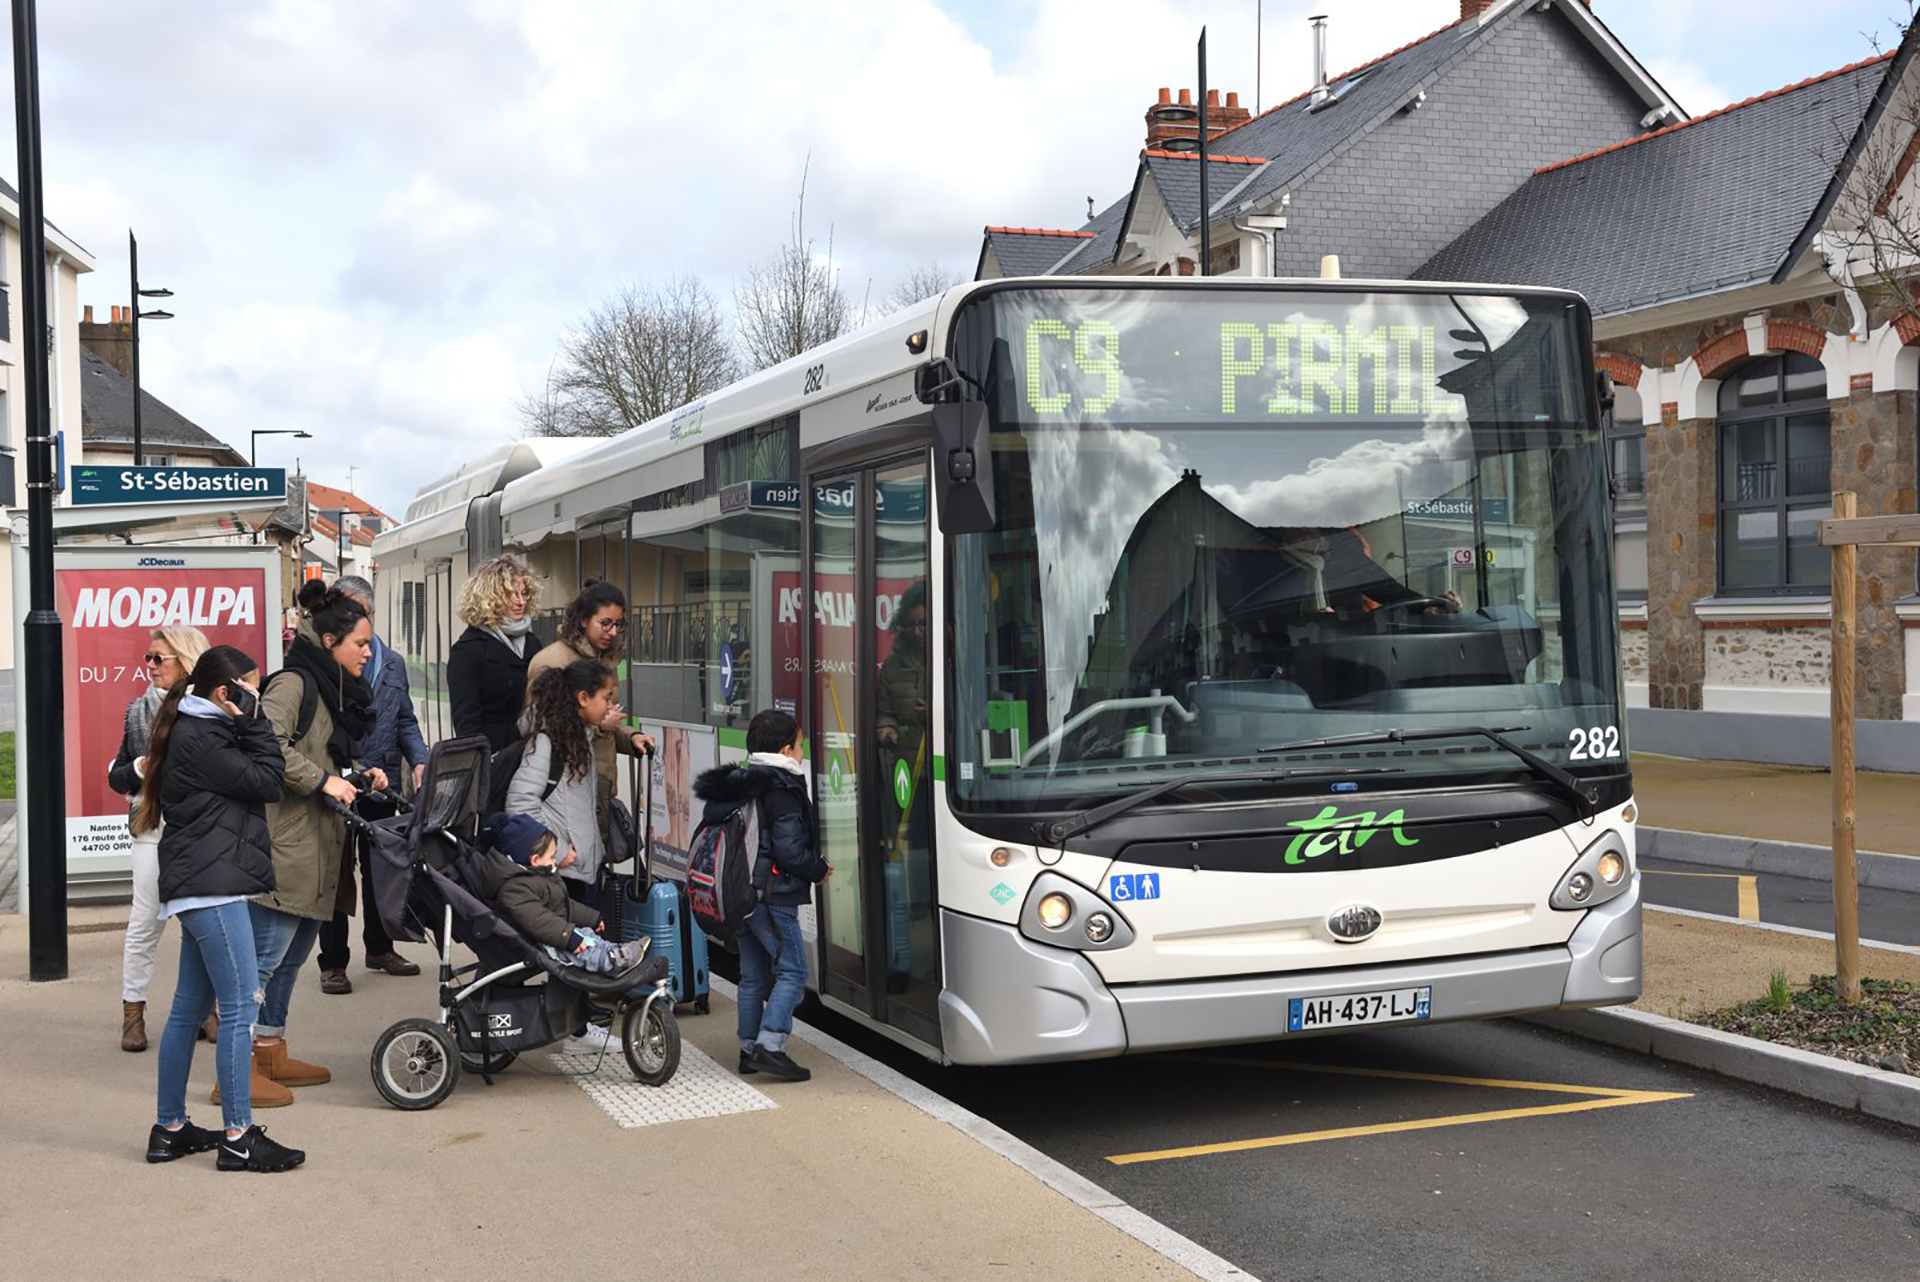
[12,0,64,978]
[128,230,173,467]
[250,428,310,466]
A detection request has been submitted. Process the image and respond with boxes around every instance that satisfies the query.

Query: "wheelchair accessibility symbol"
[1109,873,1160,902]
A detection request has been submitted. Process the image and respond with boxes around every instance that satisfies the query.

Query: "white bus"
[373,277,1640,1065]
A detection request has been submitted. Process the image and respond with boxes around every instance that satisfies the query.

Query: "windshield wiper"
[1259,724,1599,815]
[1042,765,1392,845]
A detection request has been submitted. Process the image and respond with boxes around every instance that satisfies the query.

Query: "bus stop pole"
[12,0,68,979]
[1829,489,1860,1004]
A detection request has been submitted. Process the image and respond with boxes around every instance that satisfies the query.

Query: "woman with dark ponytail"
[139,644,306,1173]
[243,585,388,1106]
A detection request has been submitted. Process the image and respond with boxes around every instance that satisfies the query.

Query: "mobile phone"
[229,686,260,719]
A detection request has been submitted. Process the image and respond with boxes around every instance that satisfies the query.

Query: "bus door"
[806,455,941,1047]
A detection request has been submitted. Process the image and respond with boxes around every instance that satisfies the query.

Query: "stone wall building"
[1423,31,1920,753]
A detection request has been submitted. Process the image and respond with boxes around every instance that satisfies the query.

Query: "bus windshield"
[947,285,1622,814]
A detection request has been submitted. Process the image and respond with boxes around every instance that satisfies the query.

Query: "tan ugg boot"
[120,1001,148,1053]
[211,1064,293,1108]
[255,1037,332,1087]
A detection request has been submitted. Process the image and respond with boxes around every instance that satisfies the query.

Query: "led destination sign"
[998,289,1580,427]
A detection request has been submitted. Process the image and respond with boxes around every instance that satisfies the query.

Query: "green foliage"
[1765,969,1792,1012]
[0,730,14,800]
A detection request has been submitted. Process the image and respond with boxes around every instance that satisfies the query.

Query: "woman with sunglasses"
[109,626,211,1052]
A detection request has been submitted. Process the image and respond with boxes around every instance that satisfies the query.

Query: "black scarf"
[282,633,374,768]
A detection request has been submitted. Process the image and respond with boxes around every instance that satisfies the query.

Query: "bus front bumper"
[937,875,1642,1066]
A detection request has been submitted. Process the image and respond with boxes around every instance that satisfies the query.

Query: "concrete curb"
[1640,826,1920,894]
[1519,1005,1920,1131]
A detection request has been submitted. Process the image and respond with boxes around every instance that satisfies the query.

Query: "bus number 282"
[1568,725,1620,760]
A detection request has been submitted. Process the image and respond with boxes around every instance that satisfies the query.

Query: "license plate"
[1288,986,1431,1032]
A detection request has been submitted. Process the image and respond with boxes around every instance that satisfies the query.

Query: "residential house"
[304,480,393,583]
[1419,24,1920,762]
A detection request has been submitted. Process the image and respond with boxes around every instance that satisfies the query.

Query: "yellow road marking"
[1102,1057,1693,1166]
[1643,869,1761,920]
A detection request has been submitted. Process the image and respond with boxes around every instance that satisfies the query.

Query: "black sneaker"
[146,1121,219,1164]
[747,1046,812,1082]
[738,1050,759,1076]
[215,1125,306,1173]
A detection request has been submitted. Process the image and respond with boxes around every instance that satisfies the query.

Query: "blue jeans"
[157,901,259,1132]
[737,903,806,1054]
[248,902,319,1038]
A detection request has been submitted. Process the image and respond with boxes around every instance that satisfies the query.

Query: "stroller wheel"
[459,1048,517,1077]
[622,998,681,1087]
[371,1018,461,1110]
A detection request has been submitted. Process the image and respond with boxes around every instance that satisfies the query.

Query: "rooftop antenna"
[1087,196,1095,220]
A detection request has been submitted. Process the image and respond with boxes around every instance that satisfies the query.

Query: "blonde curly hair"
[458,554,540,629]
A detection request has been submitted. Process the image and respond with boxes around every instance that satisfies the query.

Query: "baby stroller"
[357,736,680,1110]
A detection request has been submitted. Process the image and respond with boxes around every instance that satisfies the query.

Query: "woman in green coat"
[242,585,385,1107]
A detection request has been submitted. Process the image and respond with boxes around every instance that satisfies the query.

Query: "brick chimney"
[1145,86,1251,152]
[80,302,135,378]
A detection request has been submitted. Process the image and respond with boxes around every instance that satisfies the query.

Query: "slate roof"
[1049,196,1132,276]
[79,347,248,464]
[978,225,1095,278]
[1414,54,1900,317]
[1208,18,1482,216]
[1136,150,1267,234]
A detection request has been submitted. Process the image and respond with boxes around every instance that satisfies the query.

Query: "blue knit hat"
[490,813,554,867]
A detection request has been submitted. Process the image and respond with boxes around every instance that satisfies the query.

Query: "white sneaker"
[562,1024,615,1054]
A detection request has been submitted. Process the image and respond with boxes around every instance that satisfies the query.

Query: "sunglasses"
[142,652,175,666]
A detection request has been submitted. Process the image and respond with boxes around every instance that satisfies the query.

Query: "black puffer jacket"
[692,760,826,907]
[155,705,287,902]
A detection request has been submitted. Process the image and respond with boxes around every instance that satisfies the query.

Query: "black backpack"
[686,800,760,943]
[264,670,321,748]
[481,735,566,818]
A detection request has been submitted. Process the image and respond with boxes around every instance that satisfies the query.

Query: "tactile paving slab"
[550,1041,777,1129]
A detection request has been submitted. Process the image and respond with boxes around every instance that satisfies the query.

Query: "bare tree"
[735,160,852,370]
[524,276,739,438]
[888,261,964,311]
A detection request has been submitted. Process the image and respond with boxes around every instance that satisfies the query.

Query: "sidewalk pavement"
[1630,752,1920,856]
[0,909,1191,1281]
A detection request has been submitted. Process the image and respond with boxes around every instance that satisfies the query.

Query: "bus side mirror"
[931,402,995,535]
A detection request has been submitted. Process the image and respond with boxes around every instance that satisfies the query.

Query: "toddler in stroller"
[483,814,649,976]
[361,737,680,1110]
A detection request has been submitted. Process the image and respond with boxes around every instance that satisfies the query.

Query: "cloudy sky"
[5,0,1907,516]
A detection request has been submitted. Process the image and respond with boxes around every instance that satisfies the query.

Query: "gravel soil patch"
[1699,974,1918,1077]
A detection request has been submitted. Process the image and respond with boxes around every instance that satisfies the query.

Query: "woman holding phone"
[138,644,306,1173]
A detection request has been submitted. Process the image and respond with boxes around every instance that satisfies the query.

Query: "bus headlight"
[1551,831,1633,911]
[1037,893,1073,930]
[1018,873,1136,951]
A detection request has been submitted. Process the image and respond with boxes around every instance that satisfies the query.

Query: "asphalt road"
[787,1002,1919,1282]
[1641,856,1920,946]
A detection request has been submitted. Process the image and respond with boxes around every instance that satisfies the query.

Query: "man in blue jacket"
[316,576,428,992]
[693,708,830,1082]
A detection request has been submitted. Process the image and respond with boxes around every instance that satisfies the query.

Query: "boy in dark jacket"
[692,708,830,1082]
[481,814,649,975]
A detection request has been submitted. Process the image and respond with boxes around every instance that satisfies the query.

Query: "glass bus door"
[807,456,940,1047]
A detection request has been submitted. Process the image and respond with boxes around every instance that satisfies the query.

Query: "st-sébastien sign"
[69,465,287,507]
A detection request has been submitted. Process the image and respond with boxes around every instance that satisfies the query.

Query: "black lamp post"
[128,230,173,466]
[12,0,64,978]
[250,428,310,466]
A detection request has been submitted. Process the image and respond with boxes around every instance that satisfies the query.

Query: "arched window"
[1717,352,1829,594]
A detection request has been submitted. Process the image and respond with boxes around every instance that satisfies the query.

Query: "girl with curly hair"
[508,658,622,907]
[448,554,542,751]
[525,580,655,855]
